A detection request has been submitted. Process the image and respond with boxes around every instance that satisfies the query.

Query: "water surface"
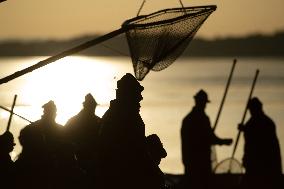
[0,56,283,174]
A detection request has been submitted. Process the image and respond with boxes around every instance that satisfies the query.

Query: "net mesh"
[122,6,216,80]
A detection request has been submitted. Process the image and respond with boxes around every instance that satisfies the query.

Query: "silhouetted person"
[238,97,282,188]
[0,131,15,185]
[15,100,68,189]
[181,89,232,189]
[146,134,167,189]
[98,73,153,189]
[65,93,101,186]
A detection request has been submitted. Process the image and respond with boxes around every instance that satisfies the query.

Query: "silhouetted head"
[146,134,167,165]
[83,93,98,112]
[248,97,263,116]
[0,131,15,154]
[194,89,210,109]
[116,73,144,105]
[42,100,57,121]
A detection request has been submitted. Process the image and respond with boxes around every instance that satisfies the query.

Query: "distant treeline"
[0,31,284,57]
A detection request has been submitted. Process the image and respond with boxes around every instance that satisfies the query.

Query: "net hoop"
[122,5,217,29]
[213,157,244,174]
[122,5,217,80]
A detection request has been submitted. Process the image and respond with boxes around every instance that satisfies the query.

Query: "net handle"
[0,28,126,85]
[213,59,237,131]
[6,94,17,132]
[211,59,236,168]
[231,69,260,159]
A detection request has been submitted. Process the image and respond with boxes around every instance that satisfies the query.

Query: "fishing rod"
[0,104,32,123]
[6,95,17,131]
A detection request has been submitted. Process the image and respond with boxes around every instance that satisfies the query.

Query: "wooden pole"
[211,59,236,169]
[231,69,259,159]
[0,28,126,85]
[213,59,237,131]
[6,94,17,131]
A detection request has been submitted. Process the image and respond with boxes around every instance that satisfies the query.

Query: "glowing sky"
[0,0,284,40]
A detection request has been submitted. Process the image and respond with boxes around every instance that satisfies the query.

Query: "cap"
[146,134,167,158]
[194,89,210,103]
[117,73,144,93]
[84,93,98,106]
[42,100,57,111]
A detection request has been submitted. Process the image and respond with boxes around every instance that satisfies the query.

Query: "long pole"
[0,28,126,85]
[211,59,236,169]
[212,59,237,132]
[6,95,17,131]
[0,105,32,123]
[231,69,259,159]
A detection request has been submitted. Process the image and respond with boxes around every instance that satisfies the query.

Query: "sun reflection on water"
[0,111,9,119]
[18,56,128,125]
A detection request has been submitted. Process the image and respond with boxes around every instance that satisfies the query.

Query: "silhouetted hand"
[238,123,245,131]
[222,138,233,145]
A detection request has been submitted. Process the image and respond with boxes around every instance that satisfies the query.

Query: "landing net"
[0,5,216,85]
[122,5,216,80]
[214,158,244,174]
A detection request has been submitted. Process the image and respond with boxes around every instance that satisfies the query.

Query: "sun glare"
[19,56,121,125]
[0,111,9,119]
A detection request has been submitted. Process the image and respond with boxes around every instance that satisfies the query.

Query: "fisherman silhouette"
[0,131,15,168]
[15,100,69,189]
[181,89,233,189]
[98,73,155,189]
[65,93,101,186]
[0,131,15,185]
[238,97,282,189]
[146,134,167,189]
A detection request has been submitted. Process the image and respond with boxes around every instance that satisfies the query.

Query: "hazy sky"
[1,0,284,40]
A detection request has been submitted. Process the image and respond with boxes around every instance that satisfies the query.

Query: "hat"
[117,73,144,92]
[194,89,210,103]
[84,93,98,106]
[146,134,167,158]
[42,100,57,111]
[248,97,262,109]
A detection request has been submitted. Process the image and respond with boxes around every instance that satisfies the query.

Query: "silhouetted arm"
[211,132,232,145]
